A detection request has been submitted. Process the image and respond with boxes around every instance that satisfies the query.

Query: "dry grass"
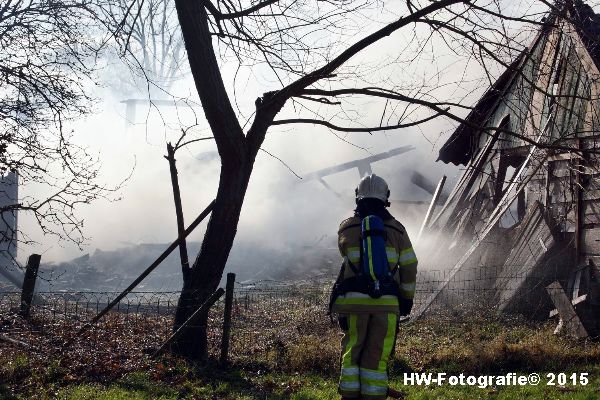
[2,295,600,398]
[228,300,340,373]
[395,315,600,374]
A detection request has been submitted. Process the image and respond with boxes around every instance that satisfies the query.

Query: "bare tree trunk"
[169,0,290,360]
[170,0,256,360]
[172,161,254,359]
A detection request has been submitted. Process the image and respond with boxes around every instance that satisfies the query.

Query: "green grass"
[2,316,600,399]
[47,372,337,400]
[18,367,598,400]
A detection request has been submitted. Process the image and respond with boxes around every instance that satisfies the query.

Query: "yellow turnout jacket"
[331,215,418,314]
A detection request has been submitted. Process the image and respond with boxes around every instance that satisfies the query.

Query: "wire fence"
[0,264,567,364]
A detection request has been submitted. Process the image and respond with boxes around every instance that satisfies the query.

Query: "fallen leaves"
[0,288,336,396]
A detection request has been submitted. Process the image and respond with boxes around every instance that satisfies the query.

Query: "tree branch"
[294,87,600,155]
[246,0,468,151]
[298,87,472,110]
[202,0,279,20]
[272,0,468,103]
[271,110,447,132]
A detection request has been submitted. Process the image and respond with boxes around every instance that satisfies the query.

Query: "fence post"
[220,273,236,366]
[20,254,41,318]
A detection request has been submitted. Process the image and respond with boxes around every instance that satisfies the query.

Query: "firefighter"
[330,174,418,400]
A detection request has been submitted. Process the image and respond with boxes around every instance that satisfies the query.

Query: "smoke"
[13,17,471,289]
[15,76,460,288]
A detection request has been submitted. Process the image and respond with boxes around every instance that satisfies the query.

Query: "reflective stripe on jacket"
[334,292,399,314]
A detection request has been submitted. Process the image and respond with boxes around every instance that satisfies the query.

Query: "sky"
[14,0,600,274]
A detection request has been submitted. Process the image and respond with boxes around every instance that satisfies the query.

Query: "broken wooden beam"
[302,146,414,181]
[417,175,446,243]
[166,143,191,276]
[546,281,588,339]
[549,294,587,317]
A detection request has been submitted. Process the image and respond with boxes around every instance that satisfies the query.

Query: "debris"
[546,281,588,339]
[417,3,600,330]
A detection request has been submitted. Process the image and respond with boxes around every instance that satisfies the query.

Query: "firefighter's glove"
[399,298,413,317]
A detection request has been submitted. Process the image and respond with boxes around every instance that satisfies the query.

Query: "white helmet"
[355,174,390,203]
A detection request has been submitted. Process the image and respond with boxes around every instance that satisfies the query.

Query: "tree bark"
[171,0,280,360]
[172,159,254,359]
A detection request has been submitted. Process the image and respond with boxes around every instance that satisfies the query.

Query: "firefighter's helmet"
[355,174,390,204]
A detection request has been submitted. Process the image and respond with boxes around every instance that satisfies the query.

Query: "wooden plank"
[166,143,191,275]
[549,294,587,317]
[429,128,502,230]
[546,281,588,339]
[417,175,446,242]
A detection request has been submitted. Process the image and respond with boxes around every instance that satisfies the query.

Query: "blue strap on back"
[360,215,390,296]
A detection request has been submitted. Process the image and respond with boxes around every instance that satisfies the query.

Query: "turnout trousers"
[338,312,398,399]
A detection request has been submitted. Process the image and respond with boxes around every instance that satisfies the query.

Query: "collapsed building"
[417,0,600,336]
